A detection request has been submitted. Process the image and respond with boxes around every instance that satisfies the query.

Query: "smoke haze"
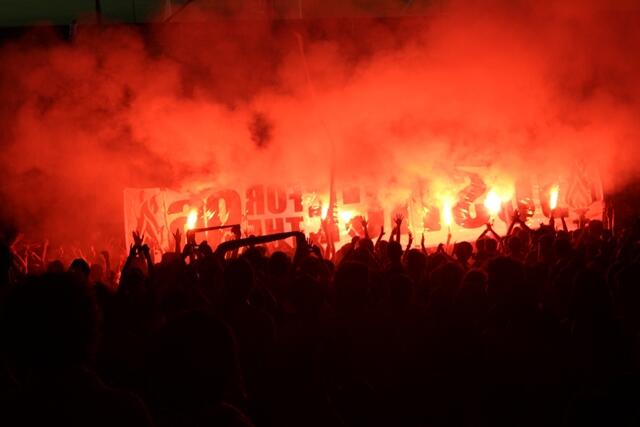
[1,0,639,244]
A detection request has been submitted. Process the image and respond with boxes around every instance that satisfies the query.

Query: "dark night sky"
[0,0,441,27]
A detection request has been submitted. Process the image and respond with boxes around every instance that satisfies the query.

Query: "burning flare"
[338,209,356,224]
[321,204,329,220]
[442,197,453,227]
[186,208,198,230]
[484,189,502,217]
[549,185,559,210]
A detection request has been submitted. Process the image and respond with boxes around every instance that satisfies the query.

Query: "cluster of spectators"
[0,216,639,426]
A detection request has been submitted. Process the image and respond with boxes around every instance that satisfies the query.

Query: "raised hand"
[389,226,396,242]
[393,214,404,228]
[199,241,213,257]
[132,231,144,247]
[407,232,414,249]
[393,214,403,242]
[172,228,182,252]
[361,218,369,238]
[182,242,195,259]
[141,243,151,257]
[172,228,181,245]
[376,225,385,246]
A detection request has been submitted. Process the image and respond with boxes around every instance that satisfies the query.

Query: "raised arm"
[361,217,370,240]
[172,228,182,254]
[405,232,413,253]
[376,225,385,247]
[393,214,403,243]
[421,232,427,255]
[506,210,519,236]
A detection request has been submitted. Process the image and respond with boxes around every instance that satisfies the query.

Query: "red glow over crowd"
[2,1,640,425]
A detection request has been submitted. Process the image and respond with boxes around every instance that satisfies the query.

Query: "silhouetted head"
[428,251,448,272]
[242,246,264,267]
[69,258,91,280]
[352,246,376,266]
[506,235,524,258]
[454,241,473,264]
[358,238,374,254]
[268,251,290,277]
[431,261,464,290]
[376,240,389,260]
[299,254,329,284]
[485,237,498,254]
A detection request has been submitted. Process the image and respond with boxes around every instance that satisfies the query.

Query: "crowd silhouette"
[1,213,639,426]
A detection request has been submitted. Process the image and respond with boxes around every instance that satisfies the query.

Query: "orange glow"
[321,204,329,220]
[186,208,198,230]
[484,189,502,217]
[549,185,559,210]
[338,209,356,224]
[442,197,453,226]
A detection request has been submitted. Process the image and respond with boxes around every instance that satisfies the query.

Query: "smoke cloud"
[1,0,639,245]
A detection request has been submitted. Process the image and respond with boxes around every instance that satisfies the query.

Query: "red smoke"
[0,0,639,245]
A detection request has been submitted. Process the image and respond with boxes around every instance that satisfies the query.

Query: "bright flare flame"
[442,197,453,227]
[338,209,356,224]
[549,185,559,210]
[484,189,502,216]
[186,208,198,230]
[321,204,329,220]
